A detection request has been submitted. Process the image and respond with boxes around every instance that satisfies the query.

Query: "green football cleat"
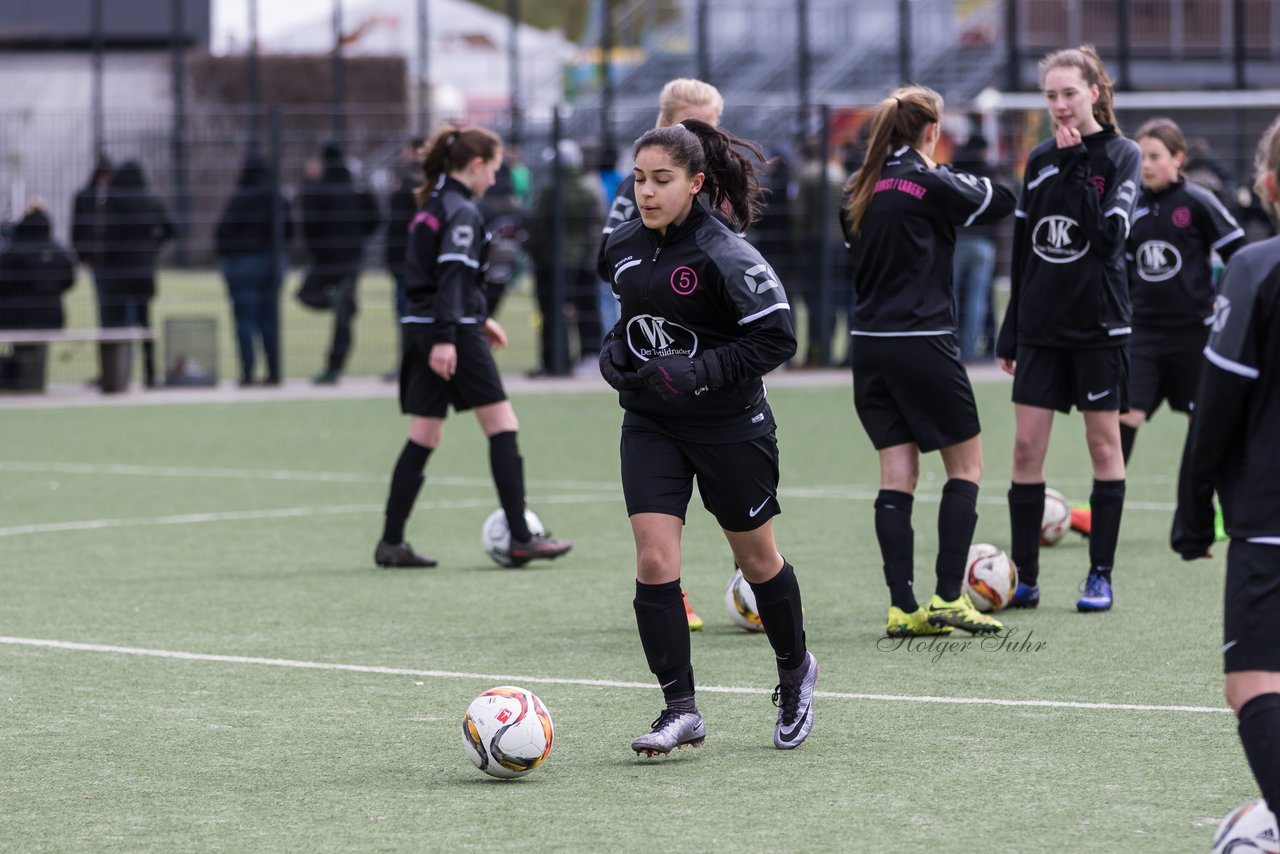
[1215,507,1228,542]
[926,593,1005,635]
[885,605,954,638]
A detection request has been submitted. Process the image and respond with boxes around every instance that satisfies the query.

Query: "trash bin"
[163,316,218,387]
[99,340,132,393]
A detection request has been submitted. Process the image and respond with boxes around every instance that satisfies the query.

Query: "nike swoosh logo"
[777,702,811,742]
[1086,389,1112,401]
[1222,640,1238,653]
[748,497,772,517]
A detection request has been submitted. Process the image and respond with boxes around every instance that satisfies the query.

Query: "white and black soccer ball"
[723,567,765,633]
[963,543,1018,612]
[1212,798,1280,853]
[461,686,554,779]
[481,508,545,568]
[1041,487,1072,546]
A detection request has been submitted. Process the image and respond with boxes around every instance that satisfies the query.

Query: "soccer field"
[0,379,1252,852]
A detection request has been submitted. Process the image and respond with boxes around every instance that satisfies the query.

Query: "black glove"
[637,354,709,400]
[599,334,641,391]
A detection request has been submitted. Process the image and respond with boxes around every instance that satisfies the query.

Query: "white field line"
[0,493,618,538]
[0,635,1228,715]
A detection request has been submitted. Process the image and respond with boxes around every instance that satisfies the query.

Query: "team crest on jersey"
[1031,215,1090,263]
[1135,240,1183,282]
[626,315,698,360]
[743,263,780,294]
[1088,175,1106,198]
[450,224,474,248]
[1172,206,1192,228]
[1211,294,1232,332]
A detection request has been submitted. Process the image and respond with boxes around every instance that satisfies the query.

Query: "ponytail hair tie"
[894,97,902,107]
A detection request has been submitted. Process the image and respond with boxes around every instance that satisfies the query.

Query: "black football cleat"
[374,540,438,569]
[507,533,572,567]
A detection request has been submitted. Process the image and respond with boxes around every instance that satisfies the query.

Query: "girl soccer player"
[996,46,1142,613]
[599,119,816,756]
[374,126,571,569]
[1122,118,1245,460]
[599,77,726,631]
[840,86,1015,638]
[1174,114,1280,822]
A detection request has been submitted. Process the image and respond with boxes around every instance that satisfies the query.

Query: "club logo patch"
[1135,240,1183,282]
[1172,206,1192,228]
[626,315,698,361]
[450,224,474,248]
[1031,215,1090,263]
[1088,175,1106,198]
[743,263,780,294]
[670,266,698,295]
[1211,295,1232,332]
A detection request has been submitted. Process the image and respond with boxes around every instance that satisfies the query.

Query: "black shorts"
[1129,326,1208,417]
[1012,344,1129,413]
[1223,540,1280,673]
[850,333,980,453]
[399,326,507,417]
[620,423,781,533]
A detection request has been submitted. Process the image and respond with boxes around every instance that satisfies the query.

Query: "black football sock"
[488,431,532,542]
[1009,482,1045,586]
[1120,423,1137,464]
[634,579,695,710]
[1088,479,1126,575]
[382,440,432,544]
[936,479,979,602]
[748,561,807,672]
[875,490,917,612]
[1237,693,1280,814]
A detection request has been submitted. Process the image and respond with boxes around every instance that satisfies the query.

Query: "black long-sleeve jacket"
[599,202,796,440]
[997,125,1141,357]
[402,176,491,344]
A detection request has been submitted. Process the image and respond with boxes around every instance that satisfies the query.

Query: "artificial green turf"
[0,383,1254,852]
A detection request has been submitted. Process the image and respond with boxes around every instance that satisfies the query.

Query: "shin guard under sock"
[1009,482,1045,586]
[382,440,432,544]
[875,490,917,612]
[936,479,979,602]
[489,431,531,542]
[748,561,807,672]
[1237,693,1280,814]
[634,579,694,706]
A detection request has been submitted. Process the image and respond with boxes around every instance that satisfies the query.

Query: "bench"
[0,327,155,393]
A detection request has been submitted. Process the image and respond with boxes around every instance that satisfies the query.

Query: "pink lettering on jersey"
[410,211,441,232]
[873,177,927,199]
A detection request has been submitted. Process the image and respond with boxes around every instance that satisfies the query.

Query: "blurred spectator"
[527,139,605,376]
[215,153,294,387]
[503,143,532,207]
[477,155,528,319]
[950,131,1000,362]
[0,201,76,390]
[70,157,112,327]
[590,144,623,333]
[1183,137,1232,202]
[383,136,424,381]
[100,160,175,388]
[791,136,850,367]
[750,146,795,293]
[298,142,382,385]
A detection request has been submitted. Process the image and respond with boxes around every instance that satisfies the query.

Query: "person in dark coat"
[216,153,294,386]
[382,137,423,381]
[70,157,113,326]
[99,160,175,388]
[298,143,382,384]
[0,202,76,389]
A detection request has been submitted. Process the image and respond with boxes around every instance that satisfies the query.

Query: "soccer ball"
[1041,487,1072,546]
[723,567,765,633]
[481,508,545,568]
[1211,798,1280,853]
[461,686,554,779]
[963,543,1018,612]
